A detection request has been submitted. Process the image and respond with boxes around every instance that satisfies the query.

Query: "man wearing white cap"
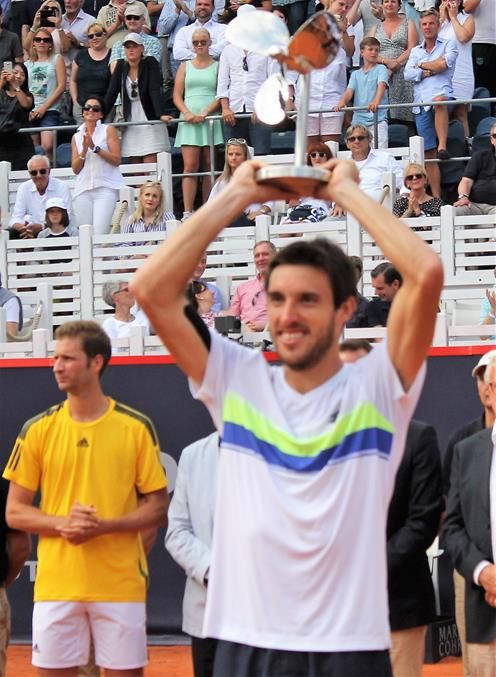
[110,3,162,66]
[216,4,273,155]
[443,349,496,676]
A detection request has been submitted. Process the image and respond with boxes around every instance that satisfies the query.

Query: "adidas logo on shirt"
[77,438,89,448]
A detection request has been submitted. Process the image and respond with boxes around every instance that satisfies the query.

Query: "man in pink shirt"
[228,240,276,331]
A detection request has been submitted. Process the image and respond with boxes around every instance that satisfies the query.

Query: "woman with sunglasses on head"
[105,33,172,163]
[282,141,334,223]
[393,163,444,219]
[70,23,111,125]
[0,63,35,170]
[173,27,223,222]
[208,138,272,225]
[71,95,124,234]
[26,27,66,157]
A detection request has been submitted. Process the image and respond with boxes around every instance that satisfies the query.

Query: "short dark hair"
[185,280,207,310]
[349,255,363,276]
[266,238,357,309]
[371,262,402,286]
[339,339,372,354]
[84,95,106,117]
[55,321,111,375]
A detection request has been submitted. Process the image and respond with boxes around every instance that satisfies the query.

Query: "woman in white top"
[71,96,124,234]
[101,279,150,340]
[438,0,475,137]
[208,138,272,225]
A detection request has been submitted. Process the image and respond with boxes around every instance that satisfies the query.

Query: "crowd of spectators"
[0,0,493,222]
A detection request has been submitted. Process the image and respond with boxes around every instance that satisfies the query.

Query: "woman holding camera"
[22,0,71,55]
[0,63,35,170]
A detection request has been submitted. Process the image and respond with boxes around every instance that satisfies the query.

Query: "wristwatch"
[94,146,101,154]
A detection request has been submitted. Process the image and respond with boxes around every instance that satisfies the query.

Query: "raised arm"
[316,160,443,390]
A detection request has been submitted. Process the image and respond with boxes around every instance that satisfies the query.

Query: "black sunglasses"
[83,104,102,112]
[87,31,104,39]
[29,168,48,176]
[130,80,138,98]
[347,135,367,142]
[491,133,496,139]
[34,36,52,43]
[192,39,208,46]
[405,173,425,181]
[125,14,141,20]
[309,151,328,159]
[242,55,248,71]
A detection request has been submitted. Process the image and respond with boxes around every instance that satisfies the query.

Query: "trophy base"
[256,165,330,193]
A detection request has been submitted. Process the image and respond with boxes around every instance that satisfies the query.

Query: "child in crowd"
[37,198,77,239]
[336,36,389,149]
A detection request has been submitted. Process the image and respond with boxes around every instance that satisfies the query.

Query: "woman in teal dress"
[173,27,223,221]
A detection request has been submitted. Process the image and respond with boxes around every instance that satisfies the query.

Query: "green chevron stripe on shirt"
[222,392,394,459]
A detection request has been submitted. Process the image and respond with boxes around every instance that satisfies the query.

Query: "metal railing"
[16,94,496,173]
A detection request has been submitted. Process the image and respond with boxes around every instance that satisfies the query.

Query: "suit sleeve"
[165,448,211,585]
[443,442,489,582]
[104,61,122,112]
[387,424,444,576]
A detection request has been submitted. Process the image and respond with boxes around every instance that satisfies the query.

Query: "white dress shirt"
[216,44,274,113]
[173,18,227,62]
[9,176,75,228]
[341,148,404,200]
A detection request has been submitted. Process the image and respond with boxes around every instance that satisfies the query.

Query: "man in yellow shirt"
[3,320,168,677]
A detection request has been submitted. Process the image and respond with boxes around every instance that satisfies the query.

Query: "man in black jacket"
[387,421,443,677]
[443,350,496,676]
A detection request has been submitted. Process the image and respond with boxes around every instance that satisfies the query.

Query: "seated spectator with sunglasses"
[332,124,403,217]
[8,154,74,240]
[393,163,444,219]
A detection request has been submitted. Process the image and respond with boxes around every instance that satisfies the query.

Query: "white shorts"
[32,601,147,669]
[307,112,344,137]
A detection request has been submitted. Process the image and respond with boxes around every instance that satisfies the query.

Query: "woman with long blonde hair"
[122,181,175,235]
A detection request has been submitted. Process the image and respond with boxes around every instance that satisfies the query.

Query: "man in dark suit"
[443,351,496,677]
[387,420,444,677]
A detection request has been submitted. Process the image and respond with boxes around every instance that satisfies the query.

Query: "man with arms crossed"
[132,156,443,675]
[3,320,168,676]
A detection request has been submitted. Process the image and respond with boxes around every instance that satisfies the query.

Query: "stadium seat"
[55,143,72,168]
[388,123,409,149]
[440,120,466,189]
[468,87,491,137]
[472,116,496,155]
[270,131,296,155]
